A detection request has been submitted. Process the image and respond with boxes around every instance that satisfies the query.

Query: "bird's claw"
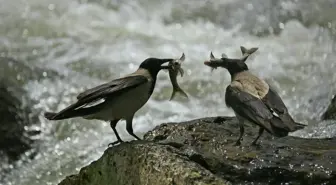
[108,140,123,147]
[234,140,241,146]
[251,141,261,147]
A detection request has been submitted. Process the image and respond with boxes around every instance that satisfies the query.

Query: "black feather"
[262,87,306,131]
[44,75,148,120]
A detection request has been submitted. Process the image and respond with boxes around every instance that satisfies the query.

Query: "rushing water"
[1,0,336,184]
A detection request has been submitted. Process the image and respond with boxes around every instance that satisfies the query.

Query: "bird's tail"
[44,111,82,120]
[44,105,99,120]
[279,114,306,132]
[269,116,306,137]
[269,117,290,137]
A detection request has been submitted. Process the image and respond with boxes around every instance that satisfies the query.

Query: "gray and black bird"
[44,56,177,146]
[204,47,305,145]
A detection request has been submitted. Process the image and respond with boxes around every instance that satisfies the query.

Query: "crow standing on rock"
[204,46,305,145]
[44,56,177,146]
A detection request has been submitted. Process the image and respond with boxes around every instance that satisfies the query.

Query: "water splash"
[1,0,336,184]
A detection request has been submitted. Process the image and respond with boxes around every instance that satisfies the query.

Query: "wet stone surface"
[58,117,336,185]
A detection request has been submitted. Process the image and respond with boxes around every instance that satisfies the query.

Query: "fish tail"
[240,46,258,56]
[169,87,188,101]
[169,90,177,101]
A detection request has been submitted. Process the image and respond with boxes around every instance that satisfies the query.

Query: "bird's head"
[139,53,185,77]
[204,51,249,76]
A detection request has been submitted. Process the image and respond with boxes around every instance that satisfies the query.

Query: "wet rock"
[0,81,33,160]
[322,95,336,120]
[58,117,336,185]
[58,141,230,185]
[0,57,58,166]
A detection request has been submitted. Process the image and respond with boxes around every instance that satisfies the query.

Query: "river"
[1,0,336,184]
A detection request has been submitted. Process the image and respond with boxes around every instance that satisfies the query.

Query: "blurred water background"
[1,0,336,184]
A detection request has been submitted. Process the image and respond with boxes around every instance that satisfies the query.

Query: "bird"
[44,56,177,146]
[204,47,305,146]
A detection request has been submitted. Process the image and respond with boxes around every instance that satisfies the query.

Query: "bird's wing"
[60,75,148,112]
[262,86,300,130]
[76,75,148,102]
[225,85,274,132]
[262,87,288,114]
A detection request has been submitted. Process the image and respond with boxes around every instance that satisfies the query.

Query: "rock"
[322,95,336,120]
[58,141,230,185]
[0,81,33,160]
[58,117,336,185]
[0,56,59,161]
[0,57,59,172]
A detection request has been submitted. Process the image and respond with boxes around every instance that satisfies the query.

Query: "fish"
[240,46,258,60]
[206,46,258,71]
[206,52,229,72]
[168,53,188,100]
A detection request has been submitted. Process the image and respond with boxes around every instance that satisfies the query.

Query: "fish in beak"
[168,53,188,100]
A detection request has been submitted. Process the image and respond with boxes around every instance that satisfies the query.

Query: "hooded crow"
[44,57,176,146]
[204,47,305,145]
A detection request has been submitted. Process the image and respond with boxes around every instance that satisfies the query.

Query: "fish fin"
[169,88,188,101]
[210,67,217,72]
[180,53,185,61]
[221,53,228,58]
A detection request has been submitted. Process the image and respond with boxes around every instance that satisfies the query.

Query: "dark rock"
[58,141,229,185]
[0,81,34,160]
[0,56,59,161]
[0,57,59,176]
[58,117,336,185]
[322,95,336,120]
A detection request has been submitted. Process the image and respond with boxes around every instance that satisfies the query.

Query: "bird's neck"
[230,69,249,81]
[135,68,158,96]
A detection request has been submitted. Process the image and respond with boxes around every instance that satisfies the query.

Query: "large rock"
[0,57,60,175]
[0,81,33,160]
[58,117,336,185]
[322,95,336,120]
[59,141,229,185]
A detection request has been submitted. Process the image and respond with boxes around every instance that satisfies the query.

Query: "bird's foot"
[234,140,241,146]
[251,141,261,148]
[108,140,124,147]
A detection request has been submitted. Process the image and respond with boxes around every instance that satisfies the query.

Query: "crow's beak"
[204,59,225,68]
[159,59,174,65]
[160,65,172,70]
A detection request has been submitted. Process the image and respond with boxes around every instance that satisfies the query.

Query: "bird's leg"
[251,127,264,146]
[235,119,245,146]
[108,119,123,147]
[126,117,141,140]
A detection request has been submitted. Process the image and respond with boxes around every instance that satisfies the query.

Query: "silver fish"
[168,53,188,101]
